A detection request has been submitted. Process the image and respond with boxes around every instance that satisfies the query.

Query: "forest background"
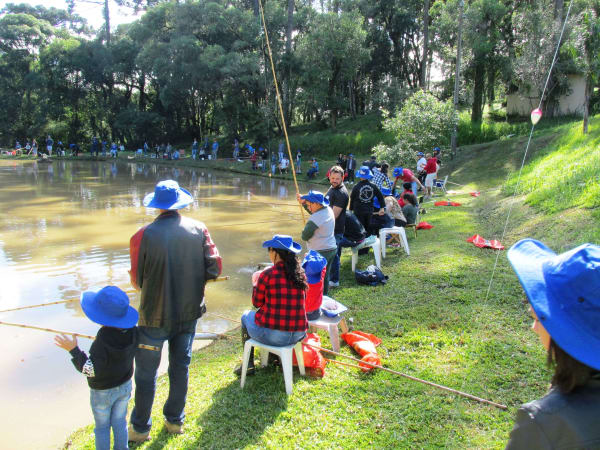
[0,0,598,154]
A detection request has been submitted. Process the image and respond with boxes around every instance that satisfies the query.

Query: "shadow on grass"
[190,368,290,449]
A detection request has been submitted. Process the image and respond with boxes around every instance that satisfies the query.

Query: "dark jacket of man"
[505,373,600,449]
[349,179,385,215]
[129,210,222,329]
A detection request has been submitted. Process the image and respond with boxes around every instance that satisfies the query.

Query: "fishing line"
[484,0,574,302]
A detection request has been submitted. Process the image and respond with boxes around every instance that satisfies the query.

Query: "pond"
[0,159,317,449]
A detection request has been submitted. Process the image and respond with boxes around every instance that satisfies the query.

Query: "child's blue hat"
[262,234,302,254]
[301,190,330,207]
[417,152,424,156]
[143,180,193,210]
[507,239,600,371]
[80,286,138,329]
[381,187,392,196]
[302,250,327,284]
[357,166,373,180]
[392,167,403,178]
[433,147,441,153]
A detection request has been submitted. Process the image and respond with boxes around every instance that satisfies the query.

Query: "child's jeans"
[90,379,132,450]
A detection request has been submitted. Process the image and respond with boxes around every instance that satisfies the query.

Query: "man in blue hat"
[349,166,385,237]
[128,180,222,441]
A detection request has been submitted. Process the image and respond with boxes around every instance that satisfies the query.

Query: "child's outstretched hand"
[54,334,77,351]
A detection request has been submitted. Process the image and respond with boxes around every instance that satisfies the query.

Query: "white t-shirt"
[417,157,427,172]
[307,207,336,251]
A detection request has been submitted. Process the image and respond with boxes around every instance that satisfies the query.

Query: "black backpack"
[354,267,388,286]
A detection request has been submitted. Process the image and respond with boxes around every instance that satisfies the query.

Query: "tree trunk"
[471,62,485,122]
[420,0,430,89]
[487,69,495,107]
[583,74,591,134]
[138,73,146,111]
[104,0,110,45]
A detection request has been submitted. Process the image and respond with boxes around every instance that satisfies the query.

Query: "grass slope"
[65,118,598,449]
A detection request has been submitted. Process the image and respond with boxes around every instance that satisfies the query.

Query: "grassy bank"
[64,117,598,449]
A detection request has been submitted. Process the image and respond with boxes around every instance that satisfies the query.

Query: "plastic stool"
[379,227,410,258]
[351,237,381,271]
[240,339,305,395]
[308,305,349,352]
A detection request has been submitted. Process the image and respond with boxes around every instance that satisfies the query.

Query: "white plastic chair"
[351,237,381,271]
[379,227,410,258]
[308,298,349,352]
[240,339,305,395]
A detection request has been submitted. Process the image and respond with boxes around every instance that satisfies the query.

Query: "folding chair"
[433,175,448,194]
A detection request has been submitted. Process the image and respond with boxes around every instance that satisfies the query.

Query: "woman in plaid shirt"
[235,235,308,376]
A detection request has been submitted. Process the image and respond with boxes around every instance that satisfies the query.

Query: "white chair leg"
[328,323,340,352]
[379,230,386,258]
[399,228,410,256]
[259,347,269,367]
[374,238,381,268]
[240,340,253,389]
[351,250,358,272]
[281,350,294,395]
[294,341,305,376]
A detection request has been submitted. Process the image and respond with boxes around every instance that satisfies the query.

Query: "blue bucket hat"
[301,190,330,207]
[143,180,193,210]
[357,166,373,180]
[381,187,392,196]
[507,239,600,370]
[392,167,403,178]
[80,286,138,329]
[302,250,327,284]
[262,234,302,254]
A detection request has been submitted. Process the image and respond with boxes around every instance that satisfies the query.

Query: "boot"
[234,324,256,376]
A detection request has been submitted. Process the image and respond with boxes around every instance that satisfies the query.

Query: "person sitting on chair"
[235,235,308,376]
[401,193,418,226]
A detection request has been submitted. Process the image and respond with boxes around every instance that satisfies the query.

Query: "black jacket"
[69,326,137,390]
[343,213,367,244]
[506,373,600,449]
[349,179,385,215]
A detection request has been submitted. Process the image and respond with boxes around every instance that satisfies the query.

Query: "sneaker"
[328,281,339,287]
[128,425,150,442]
[165,421,184,435]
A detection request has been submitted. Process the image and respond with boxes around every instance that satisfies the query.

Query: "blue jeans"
[130,320,197,433]
[90,379,131,450]
[330,234,361,283]
[242,311,305,346]
[412,181,418,202]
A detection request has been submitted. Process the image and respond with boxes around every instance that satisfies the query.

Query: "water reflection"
[0,159,316,449]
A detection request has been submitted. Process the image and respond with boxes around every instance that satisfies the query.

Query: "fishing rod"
[0,320,159,351]
[196,197,299,208]
[0,276,231,314]
[304,342,507,410]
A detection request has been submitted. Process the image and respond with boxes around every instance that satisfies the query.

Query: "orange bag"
[341,331,382,372]
[293,332,326,377]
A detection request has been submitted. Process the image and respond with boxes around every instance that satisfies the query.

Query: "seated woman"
[236,234,308,376]
[401,193,418,226]
[368,192,394,237]
[381,187,407,228]
[506,239,600,449]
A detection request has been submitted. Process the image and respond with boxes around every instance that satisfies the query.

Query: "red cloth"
[416,221,433,229]
[305,267,325,314]
[470,191,481,197]
[341,331,382,372]
[400,168,415,182]
[467,234,505,250]
[397,189,413,207]
[434,201,462,206]
[128,225,148,288]
[252,261,308,332]
[293,333,326,377]
[424,157,438,174]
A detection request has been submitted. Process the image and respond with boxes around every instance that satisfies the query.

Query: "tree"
[374,90,457,167]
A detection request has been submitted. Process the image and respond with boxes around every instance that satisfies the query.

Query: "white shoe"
[328,281,339,287]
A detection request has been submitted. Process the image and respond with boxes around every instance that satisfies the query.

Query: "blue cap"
[417,152,424,156]
[507,239,600,370]
[357,166,373,180]
[392,167,403,178]
[433,147,441,153]
[301,190,330,207]
[381,187,392,196]
[262,234,302,254]
[302,250,327,284]
[143,180,193,210]
[80,286,138,329]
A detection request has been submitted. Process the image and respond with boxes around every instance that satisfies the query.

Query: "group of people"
[12,136,62,157]
[52,174,599,449]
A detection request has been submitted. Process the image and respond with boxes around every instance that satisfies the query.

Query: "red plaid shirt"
[252,261,308,332]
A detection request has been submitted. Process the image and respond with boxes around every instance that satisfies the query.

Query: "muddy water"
[0,159,316,449]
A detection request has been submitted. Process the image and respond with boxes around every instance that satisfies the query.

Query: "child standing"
[54,286,139,450]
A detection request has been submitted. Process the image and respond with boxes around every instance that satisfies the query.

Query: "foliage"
[374,90,456,166]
